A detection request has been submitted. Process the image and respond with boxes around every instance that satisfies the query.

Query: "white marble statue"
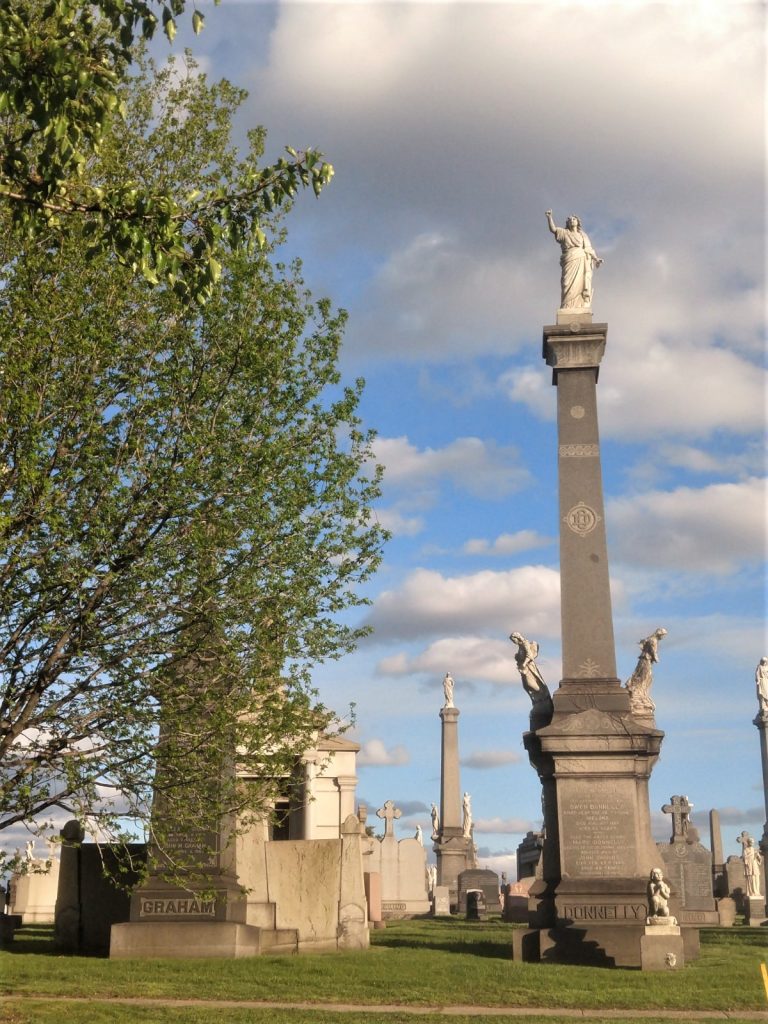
[427,863,437,893]
[442,672,455,708]
[509,632,552,710]
[756,656,768,714]
[546,209,603,310]
[414,824,423,846]
[626,627,667,716]
[646,867,673,920]
[430,802,439,838]
[742,836,764,898]
[24,839,35,863]
[462,791,472,838]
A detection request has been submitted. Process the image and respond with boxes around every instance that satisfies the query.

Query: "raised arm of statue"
[545,209,557,234]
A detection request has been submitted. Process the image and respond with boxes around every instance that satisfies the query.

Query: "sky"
[6,1,767,879]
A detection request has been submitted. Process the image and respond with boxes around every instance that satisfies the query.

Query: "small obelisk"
[434,673,472,908]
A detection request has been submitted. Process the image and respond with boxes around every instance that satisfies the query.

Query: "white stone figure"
[756,656,768,714]
[430,802,439,838]
[414,824,423,846]
[545,209,603,310]
[646,867,673,920]
[626,627,667,716]
[509,633,553,710]
[24,839,35,863]
[427,863,437,894]
[462,792,472,838]
[442,672,455,708]
[742,836,764,898]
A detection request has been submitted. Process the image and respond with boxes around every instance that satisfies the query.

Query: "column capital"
[542,323,608,384]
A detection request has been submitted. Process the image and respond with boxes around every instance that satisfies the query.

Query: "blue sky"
[6,2,766,876]
[166,0,765,877]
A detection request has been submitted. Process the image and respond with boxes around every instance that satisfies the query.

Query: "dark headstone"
[516,831,543,880]
[54,827,146,954]
[466,889,487,920]
[457,869,498,914]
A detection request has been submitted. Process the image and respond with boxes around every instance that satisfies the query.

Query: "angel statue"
[510,632,553,717]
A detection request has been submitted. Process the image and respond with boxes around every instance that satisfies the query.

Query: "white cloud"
[608,477,766,573]
[247,2,763,374]
[377,635,561,689]
[376,436,530,499]
[461,750,522,770]
[374,507,425,537]
[476,851,517,880]
[463,530,554,557]
[474,817,535,835]
[357,738,410,767]
[367,565,561,642]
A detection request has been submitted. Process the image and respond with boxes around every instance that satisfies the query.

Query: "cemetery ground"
[1,919,766,1024]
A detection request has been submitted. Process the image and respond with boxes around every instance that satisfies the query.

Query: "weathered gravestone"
[503,877,535,923]
[432,885,451,916]
[657,796,718,933]
[362,800,429,919]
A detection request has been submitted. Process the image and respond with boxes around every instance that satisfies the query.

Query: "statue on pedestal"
[462,792,472,838]
[646,867,676,924]
[756,656,768,715]
[510,632,553,713]
[430,802,439,838]
[626,627,667,716]
[442,673,455,709]
[740,835,764,898]
[545,209,603,310]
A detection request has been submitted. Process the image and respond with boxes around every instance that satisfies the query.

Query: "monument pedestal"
[744,896,767,927]
[640,920,685,971]
[521,691,664,966]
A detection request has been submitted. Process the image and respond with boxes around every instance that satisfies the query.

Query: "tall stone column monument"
[753,656,768,913]
[433,673,472,908]
[514,212,669,967]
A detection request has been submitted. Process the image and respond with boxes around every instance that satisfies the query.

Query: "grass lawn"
[0,918,765,1022]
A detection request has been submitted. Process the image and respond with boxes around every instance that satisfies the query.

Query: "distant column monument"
[752,656,768,917]
[513,211,675,968]
[434,673,473,908]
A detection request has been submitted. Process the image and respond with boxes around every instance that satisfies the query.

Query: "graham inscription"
[140,896,215,917]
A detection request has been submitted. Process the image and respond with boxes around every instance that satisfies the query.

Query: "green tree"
[0,58,384,871]
[0,0,333,302]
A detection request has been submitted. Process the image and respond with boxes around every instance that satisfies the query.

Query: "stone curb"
[1,996,765,1019]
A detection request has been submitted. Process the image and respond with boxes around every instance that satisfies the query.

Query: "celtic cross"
[661,795,692,841]
[376,799,401,838]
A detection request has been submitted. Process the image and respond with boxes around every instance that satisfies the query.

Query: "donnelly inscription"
[562,903,646,921]
[561,795,635,876]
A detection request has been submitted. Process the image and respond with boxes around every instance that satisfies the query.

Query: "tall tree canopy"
[0,0,332,302]
[0,57,384,869]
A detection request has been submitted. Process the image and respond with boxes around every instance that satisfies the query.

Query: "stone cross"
[376,800,401,838]
[736,830,751,853]
[662,795,693,841]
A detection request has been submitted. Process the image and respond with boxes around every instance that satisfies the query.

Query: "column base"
[109,920,298,958]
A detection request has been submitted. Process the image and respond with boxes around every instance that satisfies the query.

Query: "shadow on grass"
[375,934,512,959]
[2,925,71,956]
